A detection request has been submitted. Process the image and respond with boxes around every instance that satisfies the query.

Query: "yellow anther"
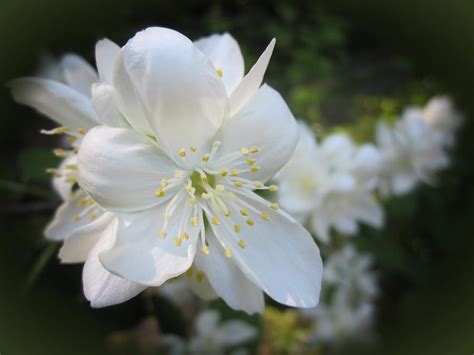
[178,148,186,157]
[174,170,183,178]
[269,184,279,192]
[77,128,87,135]
[225,247,232,257]
[191,216,199,227]
[52,148,68,157]
[260,212,270,221]
[254,181,263,188]
[52,126,70,134]
[181,232,189,240]
[202,154,210,162]
[230,169,239,177]
[246,218,255,226]
[250,166,260,172]
[270,202,280,210]
[190,146,197,152]
[187,197,197,206]
[223,210,231,217]
[250,145,260,153]
[155,187,165,197]
[46,168,60,176]
[174,237,182,247]
[89,212,97,221]
[66,163,77,170]
[202,192,211,200]
[186,268,193,277]
[72,215,81,222]
[159,230,167,239]
[219,169,228,177]
[246,157,256,165]
[211,216,220,225]
[67,136,78,143]
[216,68,223,78]
[200,245,209,254]
[200,174,208,183]
[65,177,77,183]
[238,239,247,249]
[160,178,169,187]
[216,184,225,192]
[196,271,204,282]
[240,147,250,155]
[240,208,249,216]
[234,224,241,233]
[234,181,243,187]
[185,183,194,193]
[79,198,88,206]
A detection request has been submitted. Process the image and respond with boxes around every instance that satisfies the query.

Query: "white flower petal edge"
[82,219,147,307]
[194,229,264,314]
[8,78,98,129]
[194,33,244,95]
[95,38,121,84]
[60,54,99,97]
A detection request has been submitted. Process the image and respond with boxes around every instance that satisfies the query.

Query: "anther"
[77,128,87,135]
[52,148,68,158]
[196,271,204,282]
[211,216,220,225]
[191,216,199,227]
[234,181,243,187]
[89,212,97,221]
[250,145,260,153]
[190,146,197,152]
[250,166,260,172]
[181,232,189,240]
[174,170,183,178]
[246,218,255,226]
[238,239,247,249]
[159,230,167,239]
[254,181,263,188]
[202,154,210,162]
[202,192,211,200]
[66,163,77,170]
[187,197,197,206]
[178,148,186,157]
[155,187,165,197]
[269,185,279,192]
[200,245,209,254]
[216,184,225,192]
[225,247,232,257]
[216,69,223,78]
[230,169,239,177]
[186,268,193,277]
[246,157,256,165]
[240,208,249,216]
[72,215,81,222]
[185,183,195,193]
[270,202,280,210]
[161,178,169,187]
[174,237,182,247]
[240,147,250,155]
[219,169,228,177]
[234,224,241,233]
[260,212,270,221]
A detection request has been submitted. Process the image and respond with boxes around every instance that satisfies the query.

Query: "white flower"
[275,122,383,243]
[302,245,377,344]
[188,310,257,354]
[77,27,322,314]
[9,39,148,307]
[376,109,450,196]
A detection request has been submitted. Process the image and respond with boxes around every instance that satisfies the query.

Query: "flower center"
[190,170,215,195]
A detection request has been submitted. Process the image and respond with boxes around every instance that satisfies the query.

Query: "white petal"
[351,144,382,188]
[95,38,120,84]
[392,173,417,195]
[52,154,77,201]
[186,269,218,301]
[194,33,244,95]
[218,84,298,182]
[229,39,275,116]
[194,230,264,314]
[195,310,219,336]
[59,212,115,263]
[60,54,99,97]
[99,204,198,286]
[311,214,331,244]
[8,78,98,129]
[213,192,322,307]
[83,219,147,307]
[78,126,178,212]
[119,27,229,161]
[91,83,128,127]
[215,320,257,346]
[354,192,384,228]
[45,190,105,241]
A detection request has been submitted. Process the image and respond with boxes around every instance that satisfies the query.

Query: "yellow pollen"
[261,212,270,221]
[79,198,88,206]
[72,215,81,222]
[77,128,87,135]
[181,232,189,240]
[185,183,194,193]
[240,147,250,155]
[175,237,182,247]
[219,169,228,177]
[89,212,97,221]
[67,136,78,143]
[191,216,199,226]
[238,239,247,249]
[186,268,193,277]
[46,168,60,176]
[178,148,186,157]
[234,181,243,187]
[174,170,183,178]
[65,177,77,183]
[200,174,208,183]
[52,126,70,134]
[254,181,263,188]
[269,185,279,192]
[66,163,77,170]
[202,192,211,200]
[216,184,225,192]
[246,157,256,165]
[250,166,260,172]
[52,148,68,157]
[159,230,167,239]
[202,154,210,162]
[246,218,255,226]
[270,202,280,210]
[216,68,223,78]
[200,245,209,254]
[155,187,165,197]
[160,178,169,187]
[190,146,197,152]
[230,169,239,177]
[211,216,220,225]
[234,224,241,233]
[225,247,232,257]
[224,210,231,217]
[240,208,249,216]
[196,271,204,282]
[250,145,260,153]
[187,197,197,206]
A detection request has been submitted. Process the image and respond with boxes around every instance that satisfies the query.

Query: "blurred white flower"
[77,28,322,313]
[376,109,450,196]
[275,122,383,243]
[188,310,257,354]
[9,39,149,307]
[302,245,377,344]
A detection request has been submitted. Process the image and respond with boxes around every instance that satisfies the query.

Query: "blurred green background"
[0,0,473,354]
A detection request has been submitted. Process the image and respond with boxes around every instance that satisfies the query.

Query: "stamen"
[225,247,232,257]
[250,146,260,153]
[77,128,87,135]
[250,166,260,172]
[270,202,280,210]
[161,178,169,187]
[159,230,167,239]
[234,224,241,233]
[190,146,197,152]
[238,239,247,249]
[191,216,199,227]
[186,268,193,277]
[155,187,165,197]
[200,245,209,254]
[202,192,211,200]
[240,208,249,216]
[260,212,270,221]
[234,181,243,187]
[240,147,250,155]
[246,157,256,165]
[269,184,279,192]
[196,271,204,282]
[178,148,186,157]
[187,197,197,206]
[181,232,189,240]
[219,169,228,177]
[231,169,239,177]
[216,69,223,78]
[246,218,255,226]
[211,216,220,225]
[202,154,210,162]
[52,148,68,158]
[174,237,182,247]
